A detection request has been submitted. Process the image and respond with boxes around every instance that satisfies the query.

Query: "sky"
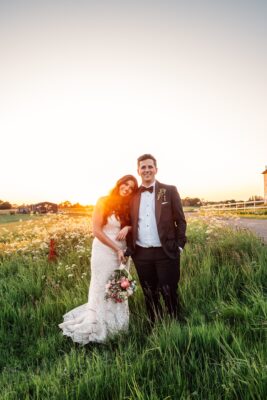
[1,0,266,205]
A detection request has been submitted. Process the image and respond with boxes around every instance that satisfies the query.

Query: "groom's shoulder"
[157,181,178,191]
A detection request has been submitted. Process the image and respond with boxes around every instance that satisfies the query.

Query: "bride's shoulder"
[95,196,108,209]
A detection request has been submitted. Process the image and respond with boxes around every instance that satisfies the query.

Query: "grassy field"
[0,212,92,227]
[234,212,267,219]
[0,213,44,224]
[199,209,267,219]
[0,215,266,399]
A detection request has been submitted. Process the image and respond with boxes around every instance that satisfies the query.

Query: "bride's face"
[119,180,136,197]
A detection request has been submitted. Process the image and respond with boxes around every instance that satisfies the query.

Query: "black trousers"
[132,245,180,322]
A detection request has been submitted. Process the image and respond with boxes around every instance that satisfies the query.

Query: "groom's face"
[137,159,157,186]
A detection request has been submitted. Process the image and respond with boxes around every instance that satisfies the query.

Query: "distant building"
[17,205,31,214]
[33,202,58,213]
[262,166,267,204]
[17,202,58,214]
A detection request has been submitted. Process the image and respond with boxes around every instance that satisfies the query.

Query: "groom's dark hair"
[137,154,157,167]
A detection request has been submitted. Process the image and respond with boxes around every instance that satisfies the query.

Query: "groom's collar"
[140,180,156,189]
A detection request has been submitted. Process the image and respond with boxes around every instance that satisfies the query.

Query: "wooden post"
[48,239,57,262]
[262,167,267,204]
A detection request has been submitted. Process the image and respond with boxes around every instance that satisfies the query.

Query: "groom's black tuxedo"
[128,180,187,322]
[128,181,187,258]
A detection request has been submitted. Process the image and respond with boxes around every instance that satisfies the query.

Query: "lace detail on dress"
[59,214,129,344]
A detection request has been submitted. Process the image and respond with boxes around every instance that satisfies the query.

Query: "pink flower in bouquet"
[120,278,130,289]
[105,267,137,303]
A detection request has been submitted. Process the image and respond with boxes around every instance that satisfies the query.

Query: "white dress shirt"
[136,182,161,248]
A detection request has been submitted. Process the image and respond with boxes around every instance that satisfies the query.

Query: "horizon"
[3,192,265,207]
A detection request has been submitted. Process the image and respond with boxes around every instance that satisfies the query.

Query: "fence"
[201,200,267,212]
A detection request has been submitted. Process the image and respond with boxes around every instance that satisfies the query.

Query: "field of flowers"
[0,214,266,399]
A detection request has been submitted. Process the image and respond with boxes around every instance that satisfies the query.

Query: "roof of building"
[34,202,58,206]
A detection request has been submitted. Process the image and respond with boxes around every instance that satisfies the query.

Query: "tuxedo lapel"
[132,191,141,243]
[155,181,162,224]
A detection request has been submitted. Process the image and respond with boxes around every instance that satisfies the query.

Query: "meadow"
[0,214,266,399]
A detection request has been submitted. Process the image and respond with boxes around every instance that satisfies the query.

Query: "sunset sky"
[1,0,266,205]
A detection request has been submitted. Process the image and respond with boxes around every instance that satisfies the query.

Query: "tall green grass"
[0,214,44,225]
[0,219,266,399]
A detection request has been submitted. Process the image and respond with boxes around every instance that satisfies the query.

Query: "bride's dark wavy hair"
[103,174,138,227]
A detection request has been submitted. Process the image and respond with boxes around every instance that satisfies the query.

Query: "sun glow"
[1,1,266,205]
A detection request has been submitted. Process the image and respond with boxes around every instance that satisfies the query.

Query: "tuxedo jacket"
[128,181,187,260]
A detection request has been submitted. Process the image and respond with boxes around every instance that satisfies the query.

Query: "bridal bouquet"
[105,265,137,303]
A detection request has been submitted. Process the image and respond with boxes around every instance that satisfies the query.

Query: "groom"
[128,154,187,323]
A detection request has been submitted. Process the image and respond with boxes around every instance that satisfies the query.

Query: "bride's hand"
[116,226,129,241]
[117,249,126,264]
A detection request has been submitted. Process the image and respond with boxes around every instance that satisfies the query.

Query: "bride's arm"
[116,226,132,241]
[92,198,126,262]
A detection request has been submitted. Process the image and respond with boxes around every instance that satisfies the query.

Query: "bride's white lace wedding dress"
[59,214,129,344]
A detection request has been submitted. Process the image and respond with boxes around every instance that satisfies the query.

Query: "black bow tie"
[140,186,154,193]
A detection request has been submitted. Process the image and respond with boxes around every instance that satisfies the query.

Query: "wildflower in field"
[0,214,91,262]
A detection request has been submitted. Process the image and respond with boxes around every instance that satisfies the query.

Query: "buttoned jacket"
[128,181,187,259]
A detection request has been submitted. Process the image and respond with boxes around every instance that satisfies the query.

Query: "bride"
[59,175,138,344]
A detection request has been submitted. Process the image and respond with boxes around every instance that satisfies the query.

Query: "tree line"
[0,200,12,210]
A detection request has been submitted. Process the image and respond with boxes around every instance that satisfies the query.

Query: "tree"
[58,201,72,208]
[248,195,263,201]
[182,197,202,207]
[0,201,12,210]
[71,202,82,208]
